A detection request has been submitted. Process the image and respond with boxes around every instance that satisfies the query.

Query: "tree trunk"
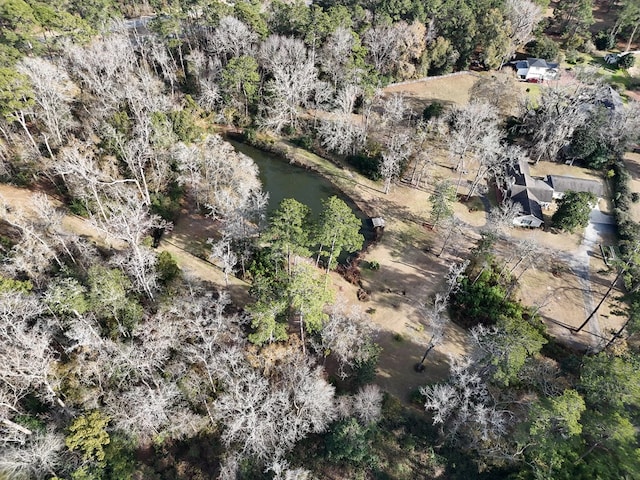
[466,166,487,201]
[418,340,437,368]
[626,23,639,52]
[454,158,465,195]
[574,267,624,333]
[325,234,338,274]
[15,110,38,151]
[299,312,306,356]
[437,227,455,257]
[315,243,324,267]
[2,418,33,436]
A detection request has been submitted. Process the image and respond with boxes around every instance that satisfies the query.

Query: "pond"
[229,140,374,253]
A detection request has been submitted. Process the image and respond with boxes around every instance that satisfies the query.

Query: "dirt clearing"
[383,73,481,111]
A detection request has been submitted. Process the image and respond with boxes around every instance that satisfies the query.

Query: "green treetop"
[551,190,596,233]
[314,196,363,273]
[66,411,111,465]
[221,55,260,117]
[263,198,313,274]
[429,179,456,228]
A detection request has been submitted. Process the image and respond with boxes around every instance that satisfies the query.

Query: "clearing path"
[0,183,243,300]
[558,207,613,350]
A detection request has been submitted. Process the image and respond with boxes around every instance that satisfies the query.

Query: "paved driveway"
[564,207,617,349]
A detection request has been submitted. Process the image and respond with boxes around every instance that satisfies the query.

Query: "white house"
[515,58,559,82]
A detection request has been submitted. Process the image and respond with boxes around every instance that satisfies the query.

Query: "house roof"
[547,175,604,197]
[508,158,553,220]
[602,86,624,110]
[511,190,544,219]
[371,217,385,228]
[527,58,559,69]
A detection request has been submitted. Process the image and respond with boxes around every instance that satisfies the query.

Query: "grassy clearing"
[383,73,480,108]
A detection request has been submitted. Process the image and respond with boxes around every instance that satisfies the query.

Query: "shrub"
[594,31,614,51]
[65,411,111,464]
[69,198,89,217]
[327,418,378,467]
[422,102,445,121]
[345,153,381,180]
[618,53,637,70]
[291,135,314,150]
[450,267,520,328]
[368,260,380,270]
[168,108,204,144]
[242,127,257,144]
[0,276,32,293]
[566,49,579,64]
[157,251,180,284]
[353,343,381,387]
[150,182,183,222]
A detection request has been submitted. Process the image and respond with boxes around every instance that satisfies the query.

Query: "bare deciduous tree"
[0,194,76,285]
[214,350,336,461]
[259,35,317,132]
[17,57,76,150]
[319,27,358,88]
[503,0,543,65]
[104,380,204,441]
[415,293,448,371]
[206,16,257,63]
[174,135,262,219]
[0,429,65,480]
[380,133,411,194]
[316,114,366,156]
[315,302,378,378]
[363,24,399,74]
[527,75,607,163]
[421,356,513,455]
[487,199,524,234]
[446,102,500,195]
[64,32,139,119]
[352,384,383,425]
[209,237,238,286]
[0,292,63,408]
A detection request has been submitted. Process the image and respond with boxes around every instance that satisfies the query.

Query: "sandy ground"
[384,73,481,110]
[283,141,625,398]
[0,183,248,303]
[289,138,626,398]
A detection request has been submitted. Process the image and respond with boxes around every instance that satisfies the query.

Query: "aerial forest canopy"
[0,0,640,479]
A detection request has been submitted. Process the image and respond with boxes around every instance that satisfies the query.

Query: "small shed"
[370,217,385,240]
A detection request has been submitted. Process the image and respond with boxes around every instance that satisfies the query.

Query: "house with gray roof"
[508,158,554,228]
[506,160,605,228]
[547,175,604,199]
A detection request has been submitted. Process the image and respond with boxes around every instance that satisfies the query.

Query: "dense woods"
[0,0,640,479]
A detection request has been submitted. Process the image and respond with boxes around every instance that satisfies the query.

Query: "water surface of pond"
[230,140,346,217]
[229,140,373,255]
